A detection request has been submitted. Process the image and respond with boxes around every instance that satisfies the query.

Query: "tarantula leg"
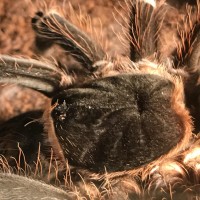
[172,4,200,68]
[0,55,72,97]
[0,173,75,199]
[129,0,166,61]
[32,11,106,72]
[171,2,200,133]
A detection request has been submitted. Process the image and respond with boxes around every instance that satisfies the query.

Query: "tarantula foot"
[31,11,50,35]
[35,11,44,17]
[31,11,44,25]
[32,11,54,51]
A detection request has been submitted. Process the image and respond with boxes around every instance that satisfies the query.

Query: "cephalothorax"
[0,0,200,199]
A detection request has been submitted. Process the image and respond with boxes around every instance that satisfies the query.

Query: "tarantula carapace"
[0,0,200,199]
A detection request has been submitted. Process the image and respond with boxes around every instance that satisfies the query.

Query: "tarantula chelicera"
[1,0,200,199]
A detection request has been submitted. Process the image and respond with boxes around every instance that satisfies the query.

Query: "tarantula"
[0,0,200,199]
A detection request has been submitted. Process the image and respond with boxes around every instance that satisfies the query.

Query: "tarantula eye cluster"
[0,0,200,199]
